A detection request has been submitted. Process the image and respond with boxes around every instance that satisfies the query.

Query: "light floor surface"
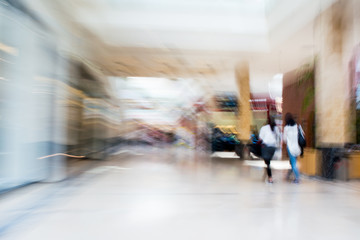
[1,147,360,240]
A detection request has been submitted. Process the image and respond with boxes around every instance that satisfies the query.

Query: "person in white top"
[259,117,280,183]
[283,113,302,183]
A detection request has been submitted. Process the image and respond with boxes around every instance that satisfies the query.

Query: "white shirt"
[259,125,280,147]
[283,124,301,157]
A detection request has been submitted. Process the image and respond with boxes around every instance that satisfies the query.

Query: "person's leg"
[264,159,273,183]
[287,148,300,181]
[262,146,274,182]
[265,159,272,178]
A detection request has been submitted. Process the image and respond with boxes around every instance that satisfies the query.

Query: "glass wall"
[0,3,57,189]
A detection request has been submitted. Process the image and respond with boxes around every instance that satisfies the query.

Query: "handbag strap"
[298,124,305,137]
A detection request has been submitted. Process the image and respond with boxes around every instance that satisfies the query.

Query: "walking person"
[259,117,280,183]
[283,113,302,183]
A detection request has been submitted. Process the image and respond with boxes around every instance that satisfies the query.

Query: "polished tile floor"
[1,147,360,240]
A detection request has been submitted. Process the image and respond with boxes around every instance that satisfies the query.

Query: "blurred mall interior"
[1,0,360,239]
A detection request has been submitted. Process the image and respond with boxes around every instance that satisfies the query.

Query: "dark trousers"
[262,146,276,178]
[264,159,272,177]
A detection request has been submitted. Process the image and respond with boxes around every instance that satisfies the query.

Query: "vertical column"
[235,61,251,142]
[314,1,355,179]
[315,1,352,146]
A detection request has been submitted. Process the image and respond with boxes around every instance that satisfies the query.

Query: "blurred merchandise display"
[211,127,240,152]
[214,93,238,112]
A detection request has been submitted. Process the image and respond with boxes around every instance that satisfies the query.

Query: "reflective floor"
[1,147,360,240]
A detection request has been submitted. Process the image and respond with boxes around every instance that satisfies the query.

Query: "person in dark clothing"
[259,117,280,183]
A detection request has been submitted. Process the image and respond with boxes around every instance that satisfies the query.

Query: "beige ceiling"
[25,0,336,95]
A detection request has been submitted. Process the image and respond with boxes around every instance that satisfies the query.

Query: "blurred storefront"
[0,2,122,191]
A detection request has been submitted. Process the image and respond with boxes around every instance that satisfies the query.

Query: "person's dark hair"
[285,112,296,126]
[268,116,276,131]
